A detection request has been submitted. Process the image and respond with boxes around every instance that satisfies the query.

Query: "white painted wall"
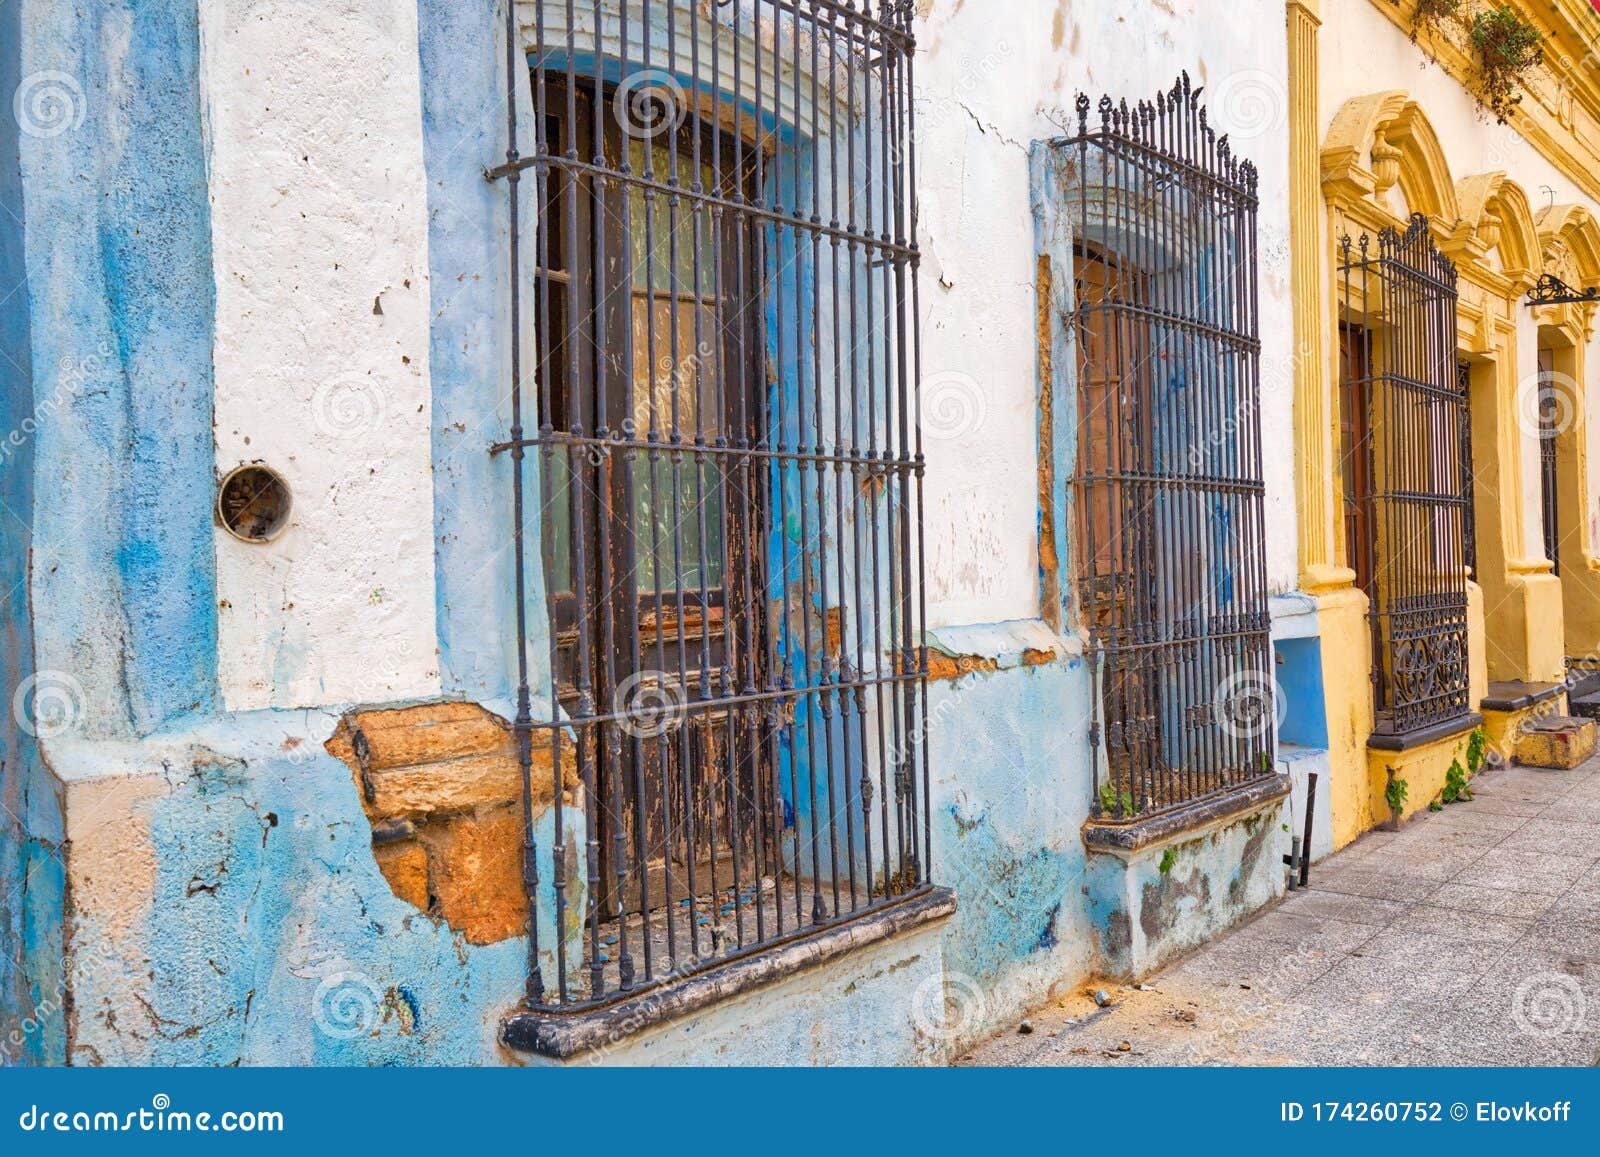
[914,0,1299,630]
[1320,2,1599,567]
[200,0,440,711]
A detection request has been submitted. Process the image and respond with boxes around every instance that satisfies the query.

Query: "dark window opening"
[1458,359,1477,580]
[1537,347,1560,576]
[533,78,770,930]
[1339,325,1376,598]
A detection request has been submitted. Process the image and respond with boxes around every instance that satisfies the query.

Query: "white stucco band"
[200,0,441,711]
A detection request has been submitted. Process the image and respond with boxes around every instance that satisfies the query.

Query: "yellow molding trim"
[1289,0,1332,586]
[1369,0,1600,207]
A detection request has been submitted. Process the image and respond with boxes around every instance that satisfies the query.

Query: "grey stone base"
[501,886,957,1058]
[1083,778,1291,982]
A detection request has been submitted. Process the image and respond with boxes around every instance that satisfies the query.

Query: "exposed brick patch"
[926,652,999,681]
[925,645,1057,682]
[326,702,576,945]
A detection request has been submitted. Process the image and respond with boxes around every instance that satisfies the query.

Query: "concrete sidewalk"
[962,757,1600,1066]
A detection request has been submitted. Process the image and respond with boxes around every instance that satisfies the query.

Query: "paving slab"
[1230,909,1382,954]
[1500,817,1600,857]
[1453,847,1596,895]
[1395,902,1533,944]
[1275,888,1410,926]
[1427,881,1560,918]
[1310,865,1438,903]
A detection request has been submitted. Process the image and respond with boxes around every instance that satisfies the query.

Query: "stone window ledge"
[1366,712,1482,753]
[500,886,956,1059]
[1081,774,1290,857]
[1480,681,1566,713]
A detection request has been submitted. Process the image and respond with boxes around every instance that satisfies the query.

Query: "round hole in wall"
[216,464,292,543]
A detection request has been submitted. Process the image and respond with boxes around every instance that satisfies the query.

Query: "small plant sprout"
[1465,725,1489,776]
[1385,772,1409,817]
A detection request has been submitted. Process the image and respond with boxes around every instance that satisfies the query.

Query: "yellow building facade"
[1290,0,1600,844]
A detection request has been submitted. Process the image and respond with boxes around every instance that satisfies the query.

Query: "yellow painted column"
[1288,0,1338,594]
[1288,0,1375,849]
[1466,316,1565,684]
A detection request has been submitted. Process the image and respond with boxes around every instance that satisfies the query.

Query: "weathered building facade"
[0,0,1594,1066]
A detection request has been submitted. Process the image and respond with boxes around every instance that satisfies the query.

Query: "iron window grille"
[1338,215,1471,739]
[488,0,930,1012]
[1056,76,1275,822]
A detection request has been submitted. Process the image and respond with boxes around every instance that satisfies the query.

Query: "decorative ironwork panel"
[490,0,927,1012]
[1055,75,1275,821]
[1338,215,1471,737]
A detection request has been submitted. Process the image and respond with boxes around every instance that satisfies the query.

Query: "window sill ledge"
[1081,775,1290,856]
[499,886,957,1059]
[1480,681,1565,713]
[1367,713,1481,752]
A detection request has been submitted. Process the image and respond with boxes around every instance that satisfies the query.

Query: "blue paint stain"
[1036,903,1061,952]
[395,985,422,1030]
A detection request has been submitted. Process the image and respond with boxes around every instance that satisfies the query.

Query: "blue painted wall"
[0,0,65,1068]
[418,0,534,712]
[115,715,526,1065]
[19,0,218,739]
[1275,637,1329,748]
[928,658,1098,1020]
